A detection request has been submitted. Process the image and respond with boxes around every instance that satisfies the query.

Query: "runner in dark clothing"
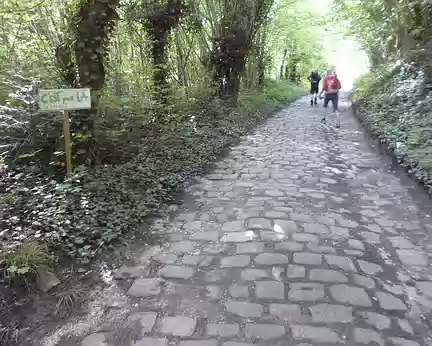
[308,71,321,106]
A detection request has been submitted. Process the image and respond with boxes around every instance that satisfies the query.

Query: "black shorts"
[324,93,339,111]
[310,84,319,94]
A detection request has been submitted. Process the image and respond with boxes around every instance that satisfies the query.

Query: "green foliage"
[354,64,432,188]
[0,243,50,280]
[267,0,329,84]
[335,0,432,73]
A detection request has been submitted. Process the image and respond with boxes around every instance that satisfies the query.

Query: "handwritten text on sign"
[38,88,91,111]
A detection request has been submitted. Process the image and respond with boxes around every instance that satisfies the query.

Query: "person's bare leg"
[321,94,328,122]
[321,105,328,122]
[335,109,341,128]
[335,94,340,128]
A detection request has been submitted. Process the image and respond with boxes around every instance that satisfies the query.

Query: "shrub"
[353,63,432,190]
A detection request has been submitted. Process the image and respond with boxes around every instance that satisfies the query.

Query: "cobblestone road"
[48,96,432,346]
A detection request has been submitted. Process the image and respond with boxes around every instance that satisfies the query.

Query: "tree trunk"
[55,43,76,87]
[289,59,298,84]
[279,49,287,80]
[73,0,120,166]
[257,30,266,90]
[150,28,169,104]
[146,0,184,107]
[212,24,247,103]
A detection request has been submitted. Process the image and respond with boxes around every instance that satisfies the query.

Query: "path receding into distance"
[43,95,432,346]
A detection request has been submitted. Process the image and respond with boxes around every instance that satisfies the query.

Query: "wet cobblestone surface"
[46,96,432,346]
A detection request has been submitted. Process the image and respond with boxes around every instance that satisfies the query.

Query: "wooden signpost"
[38,88,91,177]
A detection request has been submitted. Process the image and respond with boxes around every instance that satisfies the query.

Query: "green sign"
[38,88,91,111]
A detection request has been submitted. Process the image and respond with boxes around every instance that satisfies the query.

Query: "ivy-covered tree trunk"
[150,28,169,104]
[279,49,287,80]
[146,0,184,106]
[288,58,299,84]
[55,43,77,87]
[73,0,120,166]
[256,30,266,90]
[213,25,247,103]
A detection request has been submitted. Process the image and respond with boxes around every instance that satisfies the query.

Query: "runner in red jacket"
[319,69,342,128]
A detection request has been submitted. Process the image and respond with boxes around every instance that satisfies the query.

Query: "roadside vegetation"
[336,0,432,190]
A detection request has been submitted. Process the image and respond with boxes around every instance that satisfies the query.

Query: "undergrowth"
[353,63,432,190]
[0,80,304,269]
[0,243,50,281]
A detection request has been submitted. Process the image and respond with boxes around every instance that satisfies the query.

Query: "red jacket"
[322,74,341,93]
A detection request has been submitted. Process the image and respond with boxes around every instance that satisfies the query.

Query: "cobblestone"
[293,252,322,265]
[375,291,408,311]
[389,338,420,346]
[292,233,319,243]
[159,316,197,337]
[306,244,336,253]
[179,341,217,346]
[352,274,376,289]
[357,311,391,330]
[309,269,348,283]
[221,231,256,243]
[330,284,372,307]
[354,328,384,346]
[221,255,251,267]
[158,265,195,279]
[288,282,325,301]
[182,255,205,266]
[236,242,264,254]
[222,221,246,232]
[153,254,178,264]
[207,324,239,337]
[244,324,285,340]
[133,338,168,346]
[358,260,383,275]
[127,312,158,335]
[255,253,289,265]
[229,283,249,297]
[291,325,342,343]
[309,303,353,323]
[397,249,427,266]
[303,223,329,234]
[256,281,285,300]
[324,255,357,272]
[329,226,350,238]
[241,268,269,281]
[168,241,197,253]
[189,231,219,241]
[287,265,306,278]
[81,334,107,346]
[269,303,303,322]
[275,242,303,252]
[247,218,272,230]
[225,300,263,317]
[127,278,161,298]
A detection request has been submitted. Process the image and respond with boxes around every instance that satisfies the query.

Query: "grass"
[53,267,89,317]
[0,243,51,281]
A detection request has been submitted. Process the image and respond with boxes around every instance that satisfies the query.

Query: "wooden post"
[63,110,73,177]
